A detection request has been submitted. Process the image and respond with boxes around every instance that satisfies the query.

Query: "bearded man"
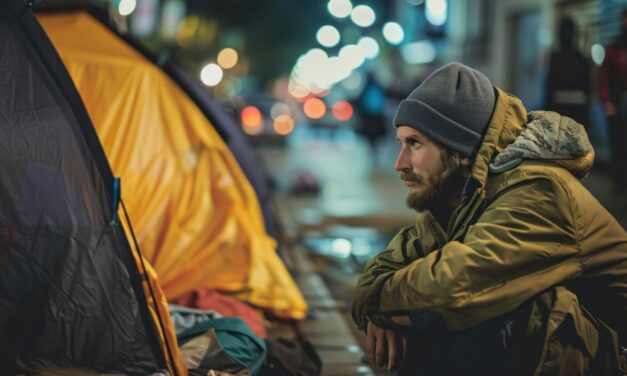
[351,63,627,375]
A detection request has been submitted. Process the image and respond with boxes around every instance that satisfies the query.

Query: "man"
[545,16,590,127]
[352,63,627,375]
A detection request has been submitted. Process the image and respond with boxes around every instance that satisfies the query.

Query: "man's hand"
[366,320,407,371]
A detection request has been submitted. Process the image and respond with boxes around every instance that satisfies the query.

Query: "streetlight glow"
[217,48,238,69]
[425,0,447,26]
[303,98,327,119]
[401,40,437,65]
[382,22,404,45]
[317,25,341,48]
[591,44,605,66]
[357,37,380,59]
[200,63,223,86]
[118,0,136,16]
[328,0,352,18]
[350,5,376,27]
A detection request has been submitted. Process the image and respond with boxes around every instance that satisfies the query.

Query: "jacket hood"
[489,111,594,179]
[471,88,594,185]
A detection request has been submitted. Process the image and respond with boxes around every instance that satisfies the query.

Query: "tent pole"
[121,199,179,376]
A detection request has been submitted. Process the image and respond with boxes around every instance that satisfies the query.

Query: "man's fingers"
[386,330,397,371]
[375,329,386,368]
[366,322,375,367]
[366,321,402,370]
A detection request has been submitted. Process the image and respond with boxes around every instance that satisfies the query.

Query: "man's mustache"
[400,171,421,183]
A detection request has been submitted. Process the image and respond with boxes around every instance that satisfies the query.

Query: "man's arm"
[352,227,414,330]
[352,212,444,330]
[368,177,580,331]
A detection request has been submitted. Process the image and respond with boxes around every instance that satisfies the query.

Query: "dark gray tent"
[0,0,178,373]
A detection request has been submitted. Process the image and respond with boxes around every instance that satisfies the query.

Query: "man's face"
[394,125,461,211]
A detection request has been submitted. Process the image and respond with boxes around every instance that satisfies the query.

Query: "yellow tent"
[38,10,307,320]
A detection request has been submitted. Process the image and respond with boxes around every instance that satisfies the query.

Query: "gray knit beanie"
[393,62,496,157]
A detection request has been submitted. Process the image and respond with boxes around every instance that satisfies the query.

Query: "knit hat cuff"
[393,99,483,156]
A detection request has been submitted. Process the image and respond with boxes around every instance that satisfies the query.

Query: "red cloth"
[599,41,627,103]
[172,288,266,338]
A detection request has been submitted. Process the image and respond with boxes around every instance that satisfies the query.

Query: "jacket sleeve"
[351,214,443,330]
[375,178,582,331]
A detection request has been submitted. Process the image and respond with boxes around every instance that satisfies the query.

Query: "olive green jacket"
[352,88,627,347]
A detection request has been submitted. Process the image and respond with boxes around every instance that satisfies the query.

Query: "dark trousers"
[398,304,539,376]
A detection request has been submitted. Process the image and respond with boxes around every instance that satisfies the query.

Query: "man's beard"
[401,154,466,212]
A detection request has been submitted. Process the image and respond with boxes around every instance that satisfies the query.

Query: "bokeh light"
[350,5,376,27]
[339,44,365,69]
[271,102,291,119]
[292,48,331,93]
[118,0,136,16]
[425,0,447,26]
[176,16,200,47]
[341,71,363,91]
[241,105,263,133]
[332,101,354,121]
[200,63,223,86]
[288,79,310,98]
[303,98,327,119]
[317,25,341,48]
[358,36,380,59]
[382,22,404,45]
[327,0,352,18]
[401,40,437,65]
[217,48,238,69]
[331,238,352,258]
[591,44,605,66]
[273,114,295,135]
[291,42,374,94]
[324,56,353,86]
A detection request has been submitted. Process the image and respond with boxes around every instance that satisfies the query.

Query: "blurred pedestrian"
[355,72,387,158]
[352,63,627,375]
[599,9,627,193]
[546,16,591,126]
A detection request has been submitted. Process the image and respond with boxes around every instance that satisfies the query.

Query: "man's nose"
[394,149,410,171]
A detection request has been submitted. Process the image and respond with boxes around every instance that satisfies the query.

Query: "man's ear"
[459,157,473,168]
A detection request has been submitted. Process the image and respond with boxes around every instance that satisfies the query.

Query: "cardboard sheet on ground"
[38,11,307,319]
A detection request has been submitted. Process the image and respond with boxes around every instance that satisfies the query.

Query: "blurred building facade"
[445,0,626,163]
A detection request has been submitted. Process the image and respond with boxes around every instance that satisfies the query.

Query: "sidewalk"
[269,192,375,376]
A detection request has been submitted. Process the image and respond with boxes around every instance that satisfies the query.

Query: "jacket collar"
[471,87,528,188]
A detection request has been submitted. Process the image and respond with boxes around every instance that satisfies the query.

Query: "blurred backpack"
[260,338,322,376]
[178,317,267,376]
